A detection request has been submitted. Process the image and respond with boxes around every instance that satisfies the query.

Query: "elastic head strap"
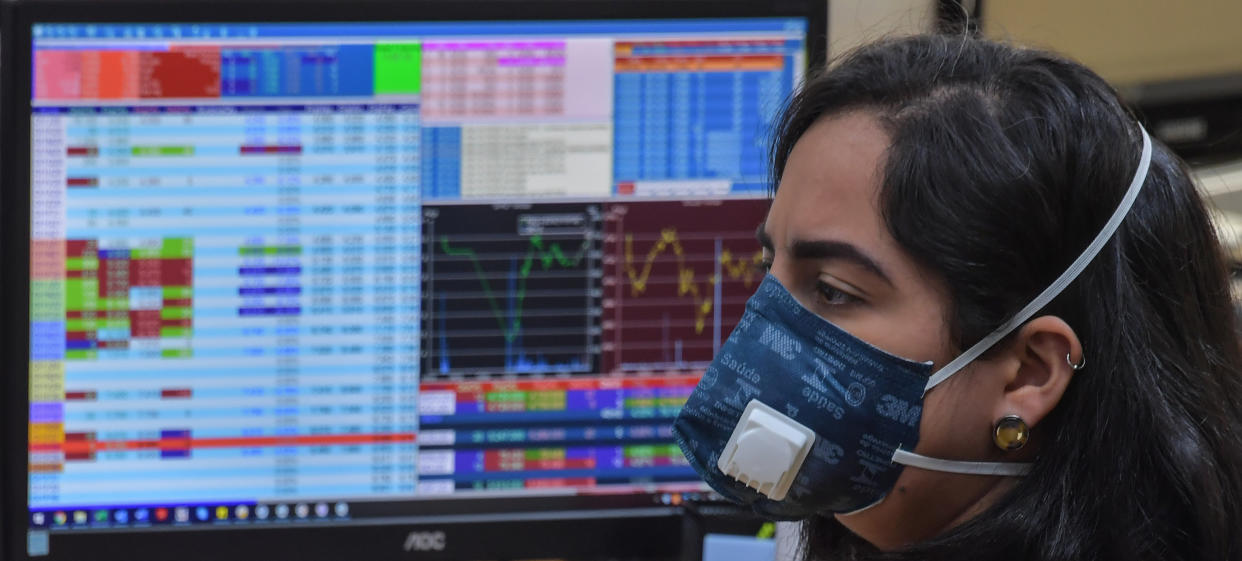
[924,125,1154,393]
[891,448,1032,476]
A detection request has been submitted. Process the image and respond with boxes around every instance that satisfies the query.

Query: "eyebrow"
[756,223,893,287]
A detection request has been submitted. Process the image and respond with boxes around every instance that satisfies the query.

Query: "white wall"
[827,0,937,59]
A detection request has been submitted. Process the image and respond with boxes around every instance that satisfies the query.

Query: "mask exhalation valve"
[716,400,816,501]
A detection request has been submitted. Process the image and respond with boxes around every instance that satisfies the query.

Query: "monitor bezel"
[1,1,826,559]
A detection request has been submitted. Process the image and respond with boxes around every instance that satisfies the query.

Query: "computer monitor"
[1,1,826,559]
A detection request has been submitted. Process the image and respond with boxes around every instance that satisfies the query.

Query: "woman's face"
[761,110,1018,549]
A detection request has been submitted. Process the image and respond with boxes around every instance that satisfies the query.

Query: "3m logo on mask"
[759,324,802,360]
[876,395,921,427]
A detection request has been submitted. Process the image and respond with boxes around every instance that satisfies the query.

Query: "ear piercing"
[993,415,1029,451]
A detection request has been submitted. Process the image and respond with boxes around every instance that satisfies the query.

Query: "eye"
[754,248,774,274]
[815,279,861,306]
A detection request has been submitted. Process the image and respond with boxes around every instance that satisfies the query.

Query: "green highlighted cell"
[65,257,99,271]
[65,317,128,331]
[163,286,193,299]
[132,146,194,157]
[160,326,192,338]
[162,238,193,258]
[626,445,657,458]
[160,307,193,320]
[65,350,97,360]
[525,448,564,461]
[625,397,686,409]
[526,390,567,411]
[65,279,100,311]
[374,43,421,94]
[486,390,525,403]
[624,444,681,459]
[162,348,192,359]
[239,245,302,256]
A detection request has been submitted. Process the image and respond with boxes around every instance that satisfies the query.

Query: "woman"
[673,34,1242,561]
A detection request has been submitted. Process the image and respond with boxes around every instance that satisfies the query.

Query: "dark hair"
[771,34,1242,561]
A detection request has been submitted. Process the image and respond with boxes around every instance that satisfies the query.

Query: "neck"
[834,473,1019,552]
[944,475,1018,530]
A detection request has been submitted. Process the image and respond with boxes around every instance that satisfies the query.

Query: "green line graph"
[439,234,590,343]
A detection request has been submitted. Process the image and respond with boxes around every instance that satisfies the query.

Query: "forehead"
[766,110,894,256]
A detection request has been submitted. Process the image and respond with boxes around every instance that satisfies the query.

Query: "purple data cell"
[30,402,64,423]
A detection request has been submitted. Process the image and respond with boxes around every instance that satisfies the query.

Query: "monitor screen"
[14,4,814,558]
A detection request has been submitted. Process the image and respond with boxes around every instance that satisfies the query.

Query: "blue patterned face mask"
[672,126,1152,519]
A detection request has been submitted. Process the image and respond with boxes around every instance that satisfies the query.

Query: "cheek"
[838,268,953,366]
[846,297,949,366]
[914,366,1002,459]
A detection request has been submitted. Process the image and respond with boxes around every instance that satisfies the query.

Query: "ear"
[996,315,1082,430]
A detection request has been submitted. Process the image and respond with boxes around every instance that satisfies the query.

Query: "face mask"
[672,126,1152,518]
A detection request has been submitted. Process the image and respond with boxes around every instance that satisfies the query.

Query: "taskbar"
[30,483,716,532]
[31,500,349,530]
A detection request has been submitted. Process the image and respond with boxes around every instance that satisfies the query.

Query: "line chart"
[601,198,769,373]
[422,204,603,377]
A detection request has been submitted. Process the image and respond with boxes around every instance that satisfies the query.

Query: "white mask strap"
[891,448,1031,476]
[924,125,1153,393]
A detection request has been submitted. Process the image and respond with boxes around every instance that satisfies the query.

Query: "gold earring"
[993,415,1029,451]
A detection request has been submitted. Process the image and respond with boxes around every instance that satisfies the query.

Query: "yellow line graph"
[623,227,764,334]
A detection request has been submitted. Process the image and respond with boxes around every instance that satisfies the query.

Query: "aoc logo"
[403,530,447,552]
[758,325,802,360]
[875,395,921,427]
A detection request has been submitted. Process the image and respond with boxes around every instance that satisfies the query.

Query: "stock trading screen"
[26,19,805,532]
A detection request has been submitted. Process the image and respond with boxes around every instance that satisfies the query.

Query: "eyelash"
[815,280,860,306]
[753,259,860,307]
